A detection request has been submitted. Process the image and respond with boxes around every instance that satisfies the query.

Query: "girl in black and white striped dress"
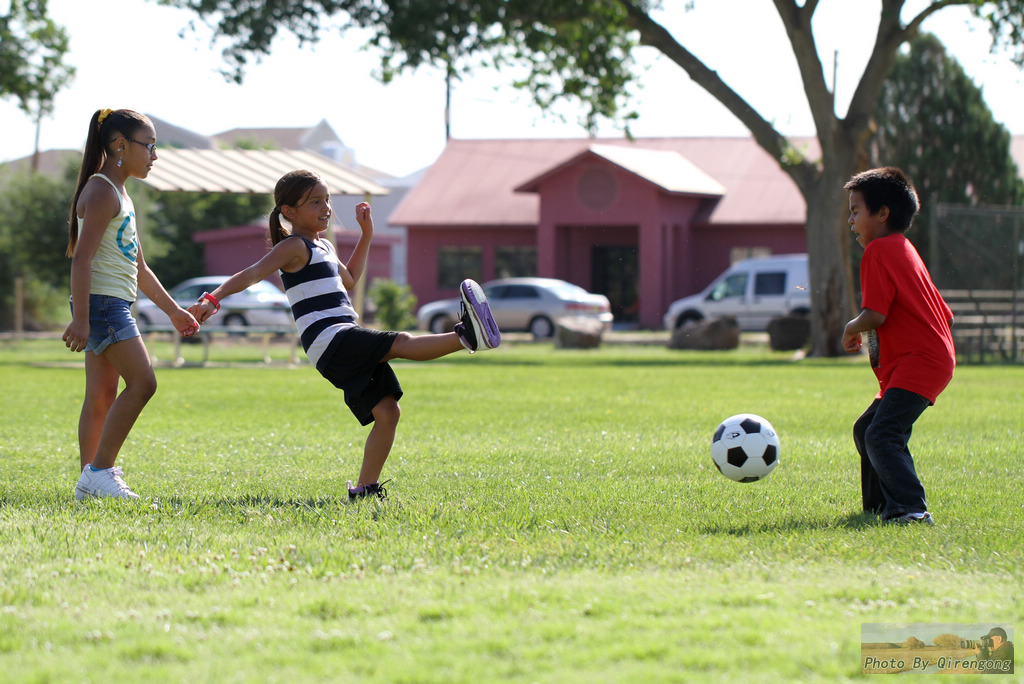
[190,169,500,502]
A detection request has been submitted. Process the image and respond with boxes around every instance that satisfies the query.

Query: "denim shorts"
[69,294,140,354]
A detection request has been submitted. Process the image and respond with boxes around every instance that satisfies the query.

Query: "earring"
[117,158,123,168]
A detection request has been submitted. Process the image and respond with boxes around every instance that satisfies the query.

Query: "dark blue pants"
[853,388,931,520]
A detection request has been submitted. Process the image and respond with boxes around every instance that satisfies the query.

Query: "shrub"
[368,278,417,330]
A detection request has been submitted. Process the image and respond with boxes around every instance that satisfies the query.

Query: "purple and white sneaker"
[454,279,501,353]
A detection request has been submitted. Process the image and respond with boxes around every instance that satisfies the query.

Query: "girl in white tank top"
[62,109,200,501]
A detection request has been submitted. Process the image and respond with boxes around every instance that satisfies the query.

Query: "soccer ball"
[711,413,780,483]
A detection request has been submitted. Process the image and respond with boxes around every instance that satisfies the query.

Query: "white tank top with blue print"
[83,174,139,301]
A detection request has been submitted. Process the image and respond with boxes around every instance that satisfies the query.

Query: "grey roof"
[147,115,215,149]
[140,148,389,196]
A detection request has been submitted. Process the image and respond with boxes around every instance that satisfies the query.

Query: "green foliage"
[970,0,1024,67]
[0,339,1022,681]
[157,0,639,132]
[0,165,76,328]
[870,32,1024,267]
[367,277,417,330]
[142,189,273,286]
[0,0,75,121]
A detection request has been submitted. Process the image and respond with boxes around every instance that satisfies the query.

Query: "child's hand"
[62,318,90,353]
[171,308,200,337]
[188,298,219,324]
[355,202,373,233]
[842,331,863,353]
[188,301,207,323]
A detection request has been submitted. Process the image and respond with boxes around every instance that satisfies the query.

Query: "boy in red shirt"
[842,167,955,525]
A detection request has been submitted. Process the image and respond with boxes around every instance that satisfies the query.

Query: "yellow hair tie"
[98,108,113,124]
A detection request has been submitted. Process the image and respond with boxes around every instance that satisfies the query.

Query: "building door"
[591,245,639,323]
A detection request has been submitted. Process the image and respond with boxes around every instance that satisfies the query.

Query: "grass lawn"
[0,337,1021,683]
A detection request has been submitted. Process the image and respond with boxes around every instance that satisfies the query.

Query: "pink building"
[391,137,813,329]
[194,223,399,290]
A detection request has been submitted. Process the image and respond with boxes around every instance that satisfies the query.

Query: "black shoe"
[454,309,478,352]
[347,479,390,502]
[886,511,934,525]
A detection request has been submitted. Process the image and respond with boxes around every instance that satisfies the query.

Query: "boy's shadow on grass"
[700,511,881,535]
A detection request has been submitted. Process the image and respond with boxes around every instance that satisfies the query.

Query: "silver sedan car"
[416,277,613,338]
[134,276,294,331]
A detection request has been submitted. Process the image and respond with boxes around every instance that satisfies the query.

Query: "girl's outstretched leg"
[383,280,502,360]
[383,331,462,362]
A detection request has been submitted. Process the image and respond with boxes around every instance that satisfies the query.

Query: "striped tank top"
[280,236,358,369]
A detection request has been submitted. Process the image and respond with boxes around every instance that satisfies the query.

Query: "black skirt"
[318,327,403,426]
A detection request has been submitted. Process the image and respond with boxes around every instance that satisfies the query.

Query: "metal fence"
[930,204,1024,290]
[930,204,1024,363]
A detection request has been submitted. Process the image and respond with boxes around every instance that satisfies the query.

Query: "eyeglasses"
[127,137,157,154]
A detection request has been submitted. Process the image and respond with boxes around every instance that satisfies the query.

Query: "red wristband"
[200,292,220,313]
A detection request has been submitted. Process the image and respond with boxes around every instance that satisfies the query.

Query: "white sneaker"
[75,465,140,500]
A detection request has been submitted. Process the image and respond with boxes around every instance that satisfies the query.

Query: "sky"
[1,0,1022,178]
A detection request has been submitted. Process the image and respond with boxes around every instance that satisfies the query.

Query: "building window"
[437,247,482,288]
[495,247,537,279]
[730,246,772,264]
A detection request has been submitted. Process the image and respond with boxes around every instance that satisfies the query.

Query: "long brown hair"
[66,109,151,256]
[269,169,323,245]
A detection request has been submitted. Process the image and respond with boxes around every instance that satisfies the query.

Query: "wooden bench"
[942,289,1024,363]
[142,325,302,366]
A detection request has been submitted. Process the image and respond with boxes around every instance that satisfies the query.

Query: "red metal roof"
[390,136,817,227]
[515,144,727,197]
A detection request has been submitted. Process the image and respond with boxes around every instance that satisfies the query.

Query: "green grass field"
[1,337,1021,683]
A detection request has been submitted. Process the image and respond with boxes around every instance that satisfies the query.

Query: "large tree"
[155,0,1024,355]
[0,0,75,171]
[870,31,1024,270]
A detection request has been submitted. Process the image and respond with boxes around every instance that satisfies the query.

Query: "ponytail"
[268,169,322,245]
[268,206,290,245]
[66,108,151,256]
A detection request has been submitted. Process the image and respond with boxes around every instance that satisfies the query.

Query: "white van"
[663,254,811,331]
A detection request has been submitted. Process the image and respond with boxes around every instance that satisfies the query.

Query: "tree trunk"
[801,161,859,357]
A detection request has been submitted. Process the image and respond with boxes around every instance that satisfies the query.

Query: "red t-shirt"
[860,233,955,403]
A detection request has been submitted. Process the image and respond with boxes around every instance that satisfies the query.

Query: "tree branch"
[772,0,835,152]
[842,0,969,134]
[617,1,817,186]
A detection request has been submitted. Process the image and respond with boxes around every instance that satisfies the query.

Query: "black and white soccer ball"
[711,413,780,483]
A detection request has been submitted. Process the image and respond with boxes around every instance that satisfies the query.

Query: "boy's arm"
[842,308,886,353]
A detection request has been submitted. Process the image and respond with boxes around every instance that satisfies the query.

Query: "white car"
[134,276,294,331]
[417,277,613,338]
[663,254,811,331]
